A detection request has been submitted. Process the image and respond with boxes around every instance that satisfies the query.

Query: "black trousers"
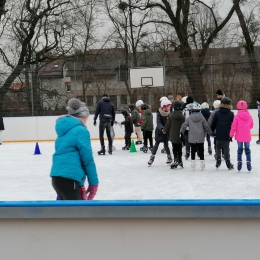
[52,176,81,200]
[99,118,112,148]
[172,143,182,161]
[190,143,204,160]
[152,140,170,155]
[124,132,132,147]
[184,130,190,152]
[143,130,153,147]
[216,140,230,161]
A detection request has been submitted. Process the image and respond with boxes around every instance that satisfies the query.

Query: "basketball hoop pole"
[144,85,152,105]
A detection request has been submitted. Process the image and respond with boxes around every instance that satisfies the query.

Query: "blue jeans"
[237,142,251,162]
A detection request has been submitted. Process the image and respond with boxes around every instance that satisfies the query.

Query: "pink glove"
[80,186,87,200]
[86,185,98,200]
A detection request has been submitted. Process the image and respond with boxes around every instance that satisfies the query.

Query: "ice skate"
[191,160,196,169]
[216,156,221,169]
[237,161,242,172]
[256,140,260,144]
[122,145,129,150]
[108,146,113,155]
[135,140,142,145]
[108,146,116,151]
[200,160,205,170]
[208,147,212,155]
[148,155,155,166]
[246,161,252,172]
[178,159,184,168]
[170,158,179,169]
[226,160,234,170]
[141,146,148,153]
[166,154,172,164]
[161,148,166,153]
[185,151,190,160]
[98,147,106,155]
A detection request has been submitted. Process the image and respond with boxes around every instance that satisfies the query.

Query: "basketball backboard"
[129,67,164,89]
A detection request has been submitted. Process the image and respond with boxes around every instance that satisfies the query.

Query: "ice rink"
[1,137,260,201]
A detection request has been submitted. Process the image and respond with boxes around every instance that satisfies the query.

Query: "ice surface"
[0,138,260,201]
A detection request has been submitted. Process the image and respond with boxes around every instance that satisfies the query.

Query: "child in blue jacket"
[50,98,99,200]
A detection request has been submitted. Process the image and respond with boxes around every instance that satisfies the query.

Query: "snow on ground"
[0,137,260,201]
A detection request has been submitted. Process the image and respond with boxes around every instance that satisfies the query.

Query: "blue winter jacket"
[50,116,99,187]
[201,109,211,121]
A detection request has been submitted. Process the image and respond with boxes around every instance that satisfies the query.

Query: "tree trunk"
[182,57,207,103]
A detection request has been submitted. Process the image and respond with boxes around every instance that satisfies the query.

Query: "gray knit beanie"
[66,98,89,118]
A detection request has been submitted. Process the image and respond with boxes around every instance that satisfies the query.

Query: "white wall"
[1,218,260,260]
[1,109,259,142]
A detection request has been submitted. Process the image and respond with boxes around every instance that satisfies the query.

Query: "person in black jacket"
[216,89,224,100]
[0,115,4,145]
[121,110,133,150]
[201,102,212,155]
[148,99,172,166]
[93,94,115,155]
[211,97,234,170]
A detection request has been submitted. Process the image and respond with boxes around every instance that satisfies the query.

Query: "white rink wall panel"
[1,200,260,260]
[2,109,259,142]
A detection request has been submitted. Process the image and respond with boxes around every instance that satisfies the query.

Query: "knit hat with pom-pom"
[66,98,89,118]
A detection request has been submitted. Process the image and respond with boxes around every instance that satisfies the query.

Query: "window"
[86,96,93,106]
[66,84,71,92]
[120,94,127,104]
[119,65,128,81]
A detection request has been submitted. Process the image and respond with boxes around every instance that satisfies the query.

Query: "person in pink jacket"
[230,100,254,172]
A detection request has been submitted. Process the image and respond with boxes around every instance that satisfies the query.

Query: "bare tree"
[127,0,239,102]
[71,0,113,102]
[234,0,260,104]
[105,0,152,103]
[0,0,73,113]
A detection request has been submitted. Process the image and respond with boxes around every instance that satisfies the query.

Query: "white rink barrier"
[1,200,260,260]
[1,109,259,142]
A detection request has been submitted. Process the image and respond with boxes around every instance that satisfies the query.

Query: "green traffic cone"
[130,140,137,153]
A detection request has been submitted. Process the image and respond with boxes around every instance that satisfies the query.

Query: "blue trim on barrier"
[1,199,260,207]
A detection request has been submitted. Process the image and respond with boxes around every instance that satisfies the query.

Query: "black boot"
[108,146,113,154]
[178,158,183,168]
[216,156,221,168]
[170,158,179,169]
[226,160,234,170]
[98,147,106,155]
[141,145,148,153]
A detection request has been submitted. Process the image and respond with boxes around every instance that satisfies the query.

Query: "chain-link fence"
[1,50,260,117]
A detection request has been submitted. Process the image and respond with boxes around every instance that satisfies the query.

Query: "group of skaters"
[91,91,259,172]
[117,90,258,172]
